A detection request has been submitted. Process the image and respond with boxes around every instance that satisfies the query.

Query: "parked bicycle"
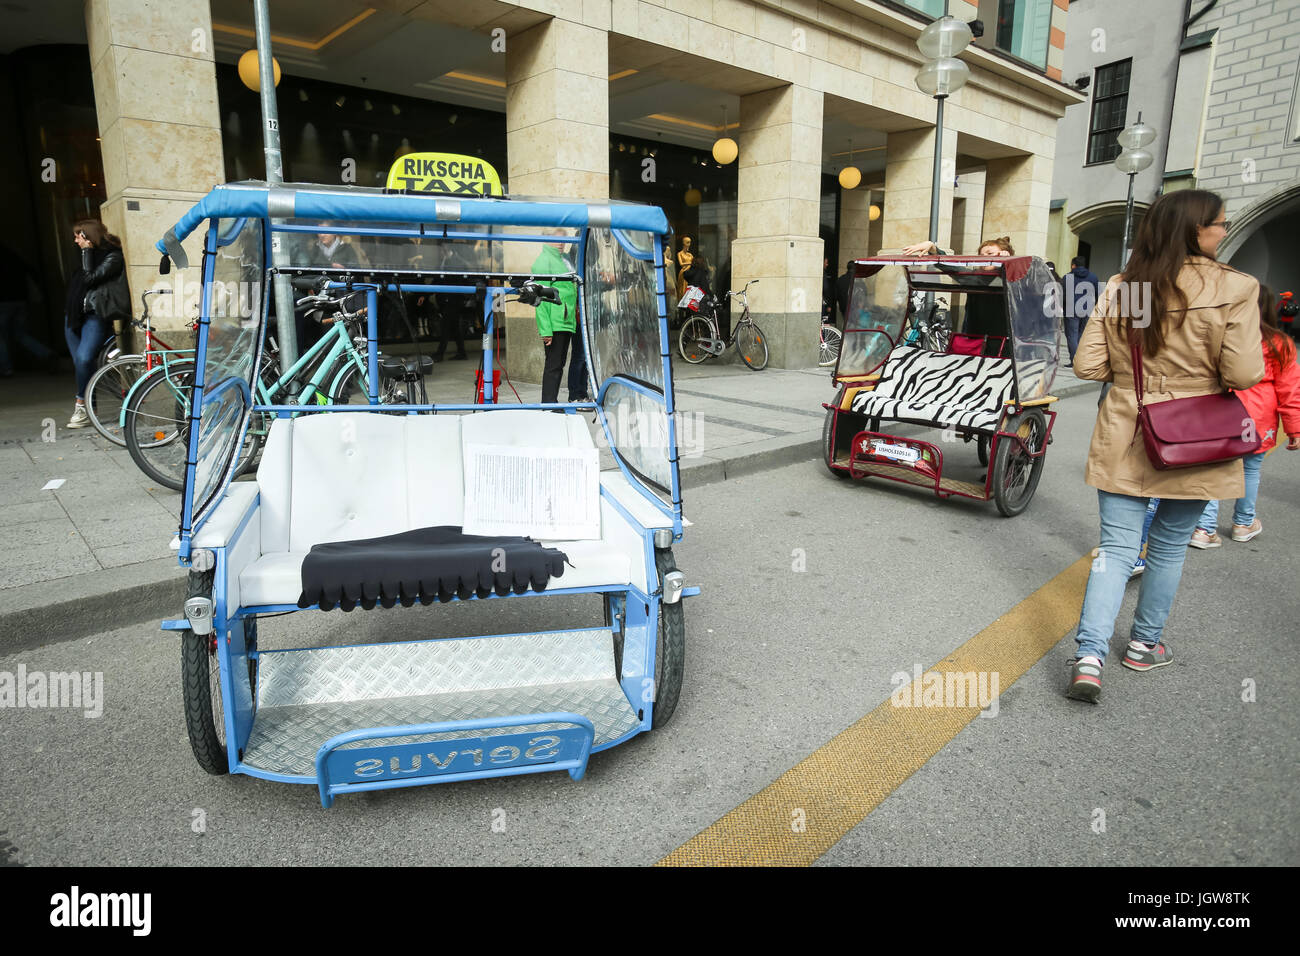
[121,287,404,491]
[677,280,768,370]
[85,289,194,446]
[819,319,842,368]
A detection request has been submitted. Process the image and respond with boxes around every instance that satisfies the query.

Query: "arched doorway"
[1067,199,1147,280]
[1221,182,1300,296]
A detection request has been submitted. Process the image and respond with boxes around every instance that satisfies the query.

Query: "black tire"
[124,363,195,491]
[180,569,227,775]
[652,549,685,729]
[736,321,768,370]
[678,317,712,364]
[977,434,990,467]
[85,354,147,447]
[329,362,371,405]
[233,419,264,479]
[822,396,848,479]
[991,409,1047,517]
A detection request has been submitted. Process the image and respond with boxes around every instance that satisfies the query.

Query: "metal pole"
[253,0,300,367]
[928,95,945,245]
[1121,171,1136,269]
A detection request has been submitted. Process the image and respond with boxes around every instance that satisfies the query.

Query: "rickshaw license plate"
[325,727,590,783]
[870,441,921,463]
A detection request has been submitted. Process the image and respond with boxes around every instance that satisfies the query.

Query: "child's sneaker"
[1130,556,1146,577]
[1121,640,1174,672]
[1188,528,1221,549]
[1231,519,1262,542]
[1066,656,1103,703]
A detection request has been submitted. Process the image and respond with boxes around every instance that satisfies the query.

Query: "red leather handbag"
[1129,334,1260,470]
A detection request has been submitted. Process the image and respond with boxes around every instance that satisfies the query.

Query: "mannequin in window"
[677,237,694,299]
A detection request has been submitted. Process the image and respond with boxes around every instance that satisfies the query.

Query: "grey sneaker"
[1121,640,1174,672]
[1066,655,1103,703]
[67,404,90,428]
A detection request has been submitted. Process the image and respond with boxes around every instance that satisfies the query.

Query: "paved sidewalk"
[0,358,1098,647]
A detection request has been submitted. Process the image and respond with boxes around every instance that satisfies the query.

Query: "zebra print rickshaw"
[821,255,1062,517]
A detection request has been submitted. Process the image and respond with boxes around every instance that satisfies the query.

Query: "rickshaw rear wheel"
[992,409,1047,517]
[652,549,685,729]
[822,401,848,479]
[180,569,227,775]
[977,435,990,467]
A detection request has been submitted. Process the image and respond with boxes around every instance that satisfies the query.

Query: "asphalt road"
[1,388,1296,866]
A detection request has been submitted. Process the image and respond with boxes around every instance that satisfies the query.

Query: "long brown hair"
[73,220,122,249]
[1258,283,1297,369]
[1119,189,1222,357]
[978,235,1015,255]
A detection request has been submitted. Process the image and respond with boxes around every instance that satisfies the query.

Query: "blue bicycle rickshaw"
[156,182,695,807]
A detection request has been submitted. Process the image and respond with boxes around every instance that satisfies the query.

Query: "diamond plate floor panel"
[242,629,639,777]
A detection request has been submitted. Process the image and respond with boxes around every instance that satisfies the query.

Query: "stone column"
[839,185,873,264]
[982,152,1054,257]
[86,0,224,339]
[880,126,955,252]
[731,85,823,369]
[503,17,609,384]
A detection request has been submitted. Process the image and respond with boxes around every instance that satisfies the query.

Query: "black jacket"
[69,246,130,331]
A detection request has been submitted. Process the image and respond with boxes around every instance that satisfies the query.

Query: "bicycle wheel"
[85,354,147,446]
[125,362,194,491]
[818,324,842,368]
[678,317,713,364]
[992,409,1047,517]
[735,321,768,371]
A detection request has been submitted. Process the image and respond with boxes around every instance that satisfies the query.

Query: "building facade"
[1049,0,1300,291]
[4,0,1084,371]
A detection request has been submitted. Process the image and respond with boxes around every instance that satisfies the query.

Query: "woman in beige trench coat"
[1065,189,1264,703]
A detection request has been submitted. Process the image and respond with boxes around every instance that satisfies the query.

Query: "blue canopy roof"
[157,181,671,260]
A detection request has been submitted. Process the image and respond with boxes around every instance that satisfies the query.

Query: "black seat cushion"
[298,526,569,612]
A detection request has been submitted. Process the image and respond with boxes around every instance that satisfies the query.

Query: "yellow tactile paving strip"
[658,554,1093,867]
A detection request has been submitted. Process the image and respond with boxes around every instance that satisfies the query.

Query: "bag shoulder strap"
[1128,329,1146,411]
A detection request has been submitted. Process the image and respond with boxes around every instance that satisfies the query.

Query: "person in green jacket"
[532,233,578,404]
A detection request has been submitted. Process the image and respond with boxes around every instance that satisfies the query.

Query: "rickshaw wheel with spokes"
[977,434,990,467]
[992,409,1047,517]
[822,397,848,479]
[180,569,227,775]
[652,549,685,729]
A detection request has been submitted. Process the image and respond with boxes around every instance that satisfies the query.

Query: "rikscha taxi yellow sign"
[386,152,504,196]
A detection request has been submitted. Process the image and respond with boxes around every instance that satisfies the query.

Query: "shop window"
[1086,59,1133,166]
[898,0,946,16]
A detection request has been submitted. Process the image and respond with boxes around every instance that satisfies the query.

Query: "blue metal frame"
[160,183,698,803]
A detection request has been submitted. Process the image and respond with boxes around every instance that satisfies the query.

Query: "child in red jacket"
[1190,284,1300,547]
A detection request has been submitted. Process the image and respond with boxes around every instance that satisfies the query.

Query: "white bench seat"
[206,410,651,611]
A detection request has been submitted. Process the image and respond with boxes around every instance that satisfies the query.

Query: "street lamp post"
[252,0,300,366]
[915,10,972,246]
[1115,112,1156,267]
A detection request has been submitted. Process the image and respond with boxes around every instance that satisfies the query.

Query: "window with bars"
[1087,59,1132,165]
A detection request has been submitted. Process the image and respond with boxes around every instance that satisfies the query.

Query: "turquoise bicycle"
[122,290,387,490]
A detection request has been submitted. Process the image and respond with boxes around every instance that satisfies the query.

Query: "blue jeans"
[1074,492,1206,661]
[1064,315,1088,360]
[65,313,111,399]
[0,300,54,374]
[1198,452,1265,529]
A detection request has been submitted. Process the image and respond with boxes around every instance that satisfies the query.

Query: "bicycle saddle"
[379,355,434,379]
